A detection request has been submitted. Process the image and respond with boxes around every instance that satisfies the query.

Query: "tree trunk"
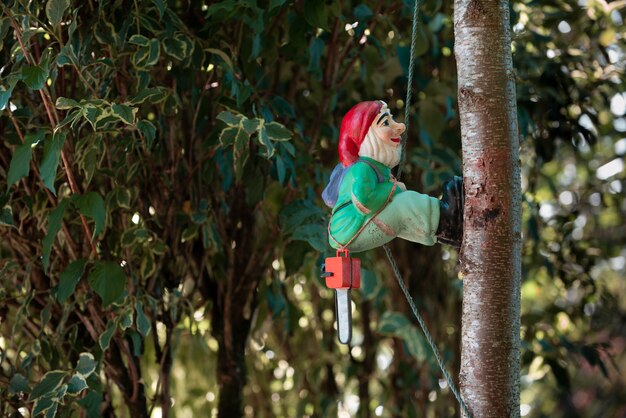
[453,0,522,417]
[210,259,262,418]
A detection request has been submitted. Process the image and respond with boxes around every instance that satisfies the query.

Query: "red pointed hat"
[338,100,384,166]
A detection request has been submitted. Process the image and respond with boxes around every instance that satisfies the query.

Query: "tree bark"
[453,0,522,417]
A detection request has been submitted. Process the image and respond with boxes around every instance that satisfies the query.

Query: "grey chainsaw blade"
[335,289,352,344]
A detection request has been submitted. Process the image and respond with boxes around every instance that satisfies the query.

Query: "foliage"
[0,0,624,417]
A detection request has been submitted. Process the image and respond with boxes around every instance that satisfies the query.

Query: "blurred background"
[0,0,624,417]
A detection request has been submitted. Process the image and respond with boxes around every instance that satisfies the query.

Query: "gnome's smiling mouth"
[390,137,401,143]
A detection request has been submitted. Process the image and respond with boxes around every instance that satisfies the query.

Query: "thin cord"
[382,245,471,417]
[385,0,471,416]
[398,0,422,179]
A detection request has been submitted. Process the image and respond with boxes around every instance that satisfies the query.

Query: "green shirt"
[329,157,401,247]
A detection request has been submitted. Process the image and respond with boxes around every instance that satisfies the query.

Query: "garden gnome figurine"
[323,100,464,252]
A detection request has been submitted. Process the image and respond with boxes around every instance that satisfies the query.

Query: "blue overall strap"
[357,158,384,183]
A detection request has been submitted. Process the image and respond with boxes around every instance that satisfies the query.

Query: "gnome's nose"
[395,122,406,135]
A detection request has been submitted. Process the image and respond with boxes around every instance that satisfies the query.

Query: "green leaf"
[308,36,324,73]
[275,156,286,184]
[360,268,382,301]
[9,373,30,394]
[30,370,67,401]
[256,124,275,158]
[88,261,126,307]
[21,65,48,90]
[113,187,131,209]
[206,48,234,71]
[269,0,286,9]
[135,300,151,337]
[378,311,412,334]
[0,75,19,110]
[82,105,104,131]
[66,374,88,395]
[119,308,134,330]
[7,131,43,189]
[129,87,166,104]
[128,34,150,46]
[111,103,137,125]
[303,0,329,30]
[42,199,69,271]
[354,4,374,22]
[56,97,80,110]
[78,390,102,418]
[397,326,426,362]
[140,252,156,279]
[57,108,81,129]
[219,125,240,147]
[74,192,106,238]
[75,352,97,377]
[181,225,198,242]
[129,330,142,356]
[98,320,116,350]
[33,395,56,417]
[57,44,76,67]
[146,39,161,66]
[242,118,260,135]
[56,258,87,303]
[232,125,250,183]
[137,119,156,143]
[40,131,67,194]
[152,0,166,18]
[163,36,188,61]
[0,205,13,227]
[217,111,244,127]
[279,200,326,235]
[46,0,71,26]
[265,121,292,141]
[291,224,326,252]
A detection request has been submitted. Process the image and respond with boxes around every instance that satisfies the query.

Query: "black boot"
[436,176,464,248]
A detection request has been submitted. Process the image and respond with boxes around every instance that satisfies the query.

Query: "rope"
[384,0,472,415]
[382,246,471,417]
[397,0,422,178]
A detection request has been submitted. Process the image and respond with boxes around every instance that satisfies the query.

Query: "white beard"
[358,130,401,168]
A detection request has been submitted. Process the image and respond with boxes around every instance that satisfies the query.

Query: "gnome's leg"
[385,191,440,246]
[346,191,440,253]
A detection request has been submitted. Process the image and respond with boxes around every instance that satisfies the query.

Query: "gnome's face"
[358,103,406,168]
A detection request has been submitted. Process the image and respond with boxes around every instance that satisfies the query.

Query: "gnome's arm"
[350,162,398,215]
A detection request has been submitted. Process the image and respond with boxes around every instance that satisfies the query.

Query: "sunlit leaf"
[135,300,151,337]
[217,111,244,127]
[30,371,66,401]
[32,395,56,417]
[111,103,137,125]
[129,87,166,104]
[55,97,80,110]
[98,320,117,350]
[46,0,71,26]
[66,374,88,395]
[119,308,134,330]
[76,352,97,377]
